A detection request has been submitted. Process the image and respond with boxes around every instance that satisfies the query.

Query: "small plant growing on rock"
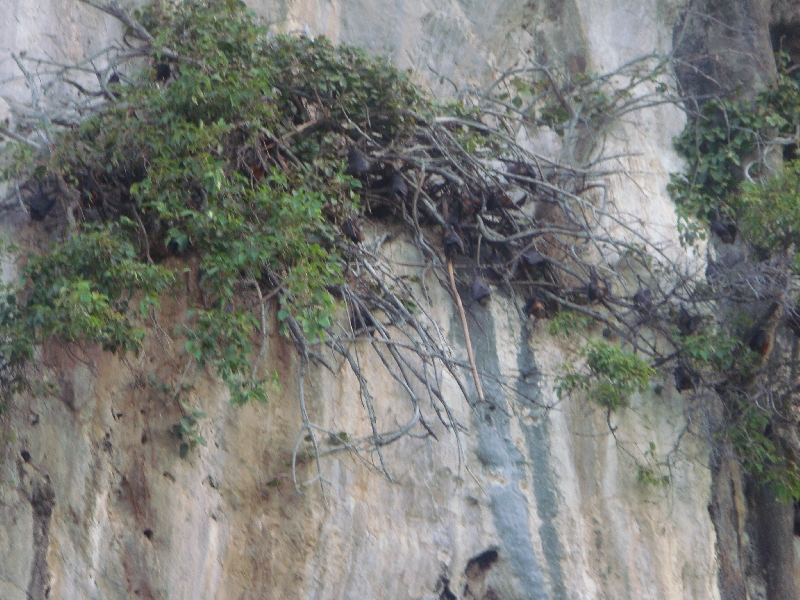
[637,442,670,488]
[555,340,655,411]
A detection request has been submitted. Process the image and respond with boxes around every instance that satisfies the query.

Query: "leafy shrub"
[728,402,800,503]
[737,160,800,266]
[669,50,800,499]
[1,0,427,406]
[669,52,800,231]
[547,310,593,337]
[555,340,655,411]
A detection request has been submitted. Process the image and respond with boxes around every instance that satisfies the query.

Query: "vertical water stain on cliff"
[454,296,564,598]
[26,472,55,600]
[515,333,568,599]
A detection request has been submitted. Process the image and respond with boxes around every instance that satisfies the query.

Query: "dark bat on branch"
[470,274,491,306]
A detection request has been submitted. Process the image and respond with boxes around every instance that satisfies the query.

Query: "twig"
[0,125,43,150]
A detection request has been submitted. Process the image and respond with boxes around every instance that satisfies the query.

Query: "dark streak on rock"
[27,476,55,600]
[517,329,569,599]
[451,287,550,599]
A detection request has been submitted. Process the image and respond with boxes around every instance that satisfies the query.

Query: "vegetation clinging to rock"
[669,51,800,501]
[1,0,675,438]
[7,0,800,498]
[2,0,429,406]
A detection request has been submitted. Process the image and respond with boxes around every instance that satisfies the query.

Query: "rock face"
[674,0,776,100]
[0,0,792,599]
[0,255,719,600]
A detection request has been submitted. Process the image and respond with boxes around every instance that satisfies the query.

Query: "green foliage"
[679,330,738,373]
[669,52,800,228]
[21,229,172,350]
[669,98,759,223]
[728,402,800,503]
[172,401,207,459]
[637,465,670,488]
[637,442,670,488]
[0,230,172,400]
[556,340,655,411]
[547,310,594,337]
[1,0,429,415]
[668,52,800,500]
[678,323,769,387]
[524,60,669,138]
[737,160,800,265]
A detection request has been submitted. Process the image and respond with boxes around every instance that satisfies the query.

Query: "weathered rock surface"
[0,0,794,599]
[0,246,718,600]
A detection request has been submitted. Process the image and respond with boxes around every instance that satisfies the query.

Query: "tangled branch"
[5,0,794,496]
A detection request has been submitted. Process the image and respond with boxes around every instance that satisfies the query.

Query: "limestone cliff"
[0,1,795,599]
